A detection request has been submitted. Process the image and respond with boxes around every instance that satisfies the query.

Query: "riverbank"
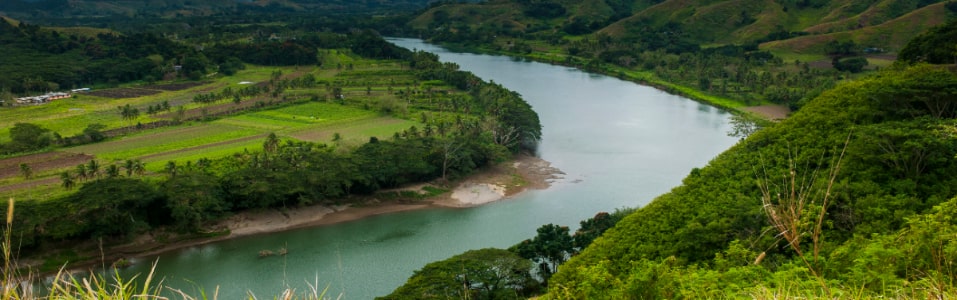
[424,41,791,121]
[28,154,562,273]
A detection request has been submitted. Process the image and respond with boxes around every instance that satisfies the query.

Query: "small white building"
[16,92,71,104]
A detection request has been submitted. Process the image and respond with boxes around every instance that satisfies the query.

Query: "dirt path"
[743,105,791,120]
[0,152,94,180]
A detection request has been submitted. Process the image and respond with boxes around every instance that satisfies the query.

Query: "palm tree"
[60,171,75,189]
[75,164,88,181]
[263,133,280,154]
[105,165,120,178]
[132,160,146,176]
[86,159,100,179]
[124,159,135,177]
[117,104,140,131]
[18,163,31,180]
[165,161,177,177]
[332,132,342,144]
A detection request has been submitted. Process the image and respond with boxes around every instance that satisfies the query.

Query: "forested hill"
[0,0,434,19]
[412,0,957,53]
[541,46,957,300]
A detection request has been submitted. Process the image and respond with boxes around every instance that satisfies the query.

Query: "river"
[114,38,739,299]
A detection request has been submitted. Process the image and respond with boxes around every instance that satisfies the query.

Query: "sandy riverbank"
[83,154,563,265]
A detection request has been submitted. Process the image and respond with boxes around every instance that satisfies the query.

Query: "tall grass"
[757,134,850,297]
[2,198,340,300]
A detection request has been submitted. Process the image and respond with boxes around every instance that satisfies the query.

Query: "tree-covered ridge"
[0,19,209,94]
[408,0,957,111]
[543,64,957,298]
[412,0,956,50]
[0,0,434,19]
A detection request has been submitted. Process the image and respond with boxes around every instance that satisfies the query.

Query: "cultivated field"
[1,51,440,196]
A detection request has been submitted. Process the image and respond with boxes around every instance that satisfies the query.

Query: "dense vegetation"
[3,1,957,298]
[409,0,957,110]
[380,18,957,298]
[0,19,211,94]
[537,64,957,297]
[0,32,541,259]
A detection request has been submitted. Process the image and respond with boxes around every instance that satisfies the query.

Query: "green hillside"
[542,63,957,297]
[0,0,433,19]
[412,0,956,51]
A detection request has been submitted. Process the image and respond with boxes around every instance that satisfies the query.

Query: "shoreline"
[424,40,790,121]
[33,154,563,273]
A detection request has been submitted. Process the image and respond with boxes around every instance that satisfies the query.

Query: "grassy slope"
[763,2,951,53]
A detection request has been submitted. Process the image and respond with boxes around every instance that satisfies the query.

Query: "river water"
[116,39,739,299]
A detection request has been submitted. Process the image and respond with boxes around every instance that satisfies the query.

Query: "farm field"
[0,53,440,196]
[61,102,417,170]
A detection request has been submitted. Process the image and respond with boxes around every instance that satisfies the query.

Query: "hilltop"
[412,0,957,53]
[0,0,434,19]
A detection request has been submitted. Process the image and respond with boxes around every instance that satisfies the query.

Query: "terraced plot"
[58,102,416,167]
[63,123,262,162]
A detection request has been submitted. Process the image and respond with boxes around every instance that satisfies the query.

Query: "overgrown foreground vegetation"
[536,63,957,298]
[377,63,957,299]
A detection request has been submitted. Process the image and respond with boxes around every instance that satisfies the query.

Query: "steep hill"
[545,63,957,298]
[412,0,957,52]
[762,2,952,53]
[0,0,434,19]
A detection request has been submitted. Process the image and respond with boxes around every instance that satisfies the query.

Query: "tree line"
[1,32,543,257]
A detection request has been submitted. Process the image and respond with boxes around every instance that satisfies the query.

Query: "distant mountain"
[410,0,957,53]
[0,0,435,20]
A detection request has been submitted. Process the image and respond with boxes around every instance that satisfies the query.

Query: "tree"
[163,172,229,230]
[382,248,535,300]
[117,104,140,131]
[19,163,32,179]
[571,212,616,251]
[3,123,53,153]
[60,171,75,189]
[263,133,280,155]
[75,164,88,181]
[727,114,762,139]
[86,159,100,179]
[832,56,868,73]
[513,224,574,282]
[82,123,107,143]
[164,161,177,177]
[65,178,163,238]
[331,132,342,144]
[105,164,120,178]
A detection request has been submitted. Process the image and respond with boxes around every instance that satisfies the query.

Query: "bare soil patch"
[807,59,832,69]
[88,88,161,99]
[0,152,94,180]
[144,82,206,91]
[744,105,791,120]
[0,177,59,193]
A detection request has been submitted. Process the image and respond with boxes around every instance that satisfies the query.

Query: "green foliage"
[162,171,229,231]
[380,248,535,300]
[513,224,574,282]
[58,178,164,238]
[899,18,957,64]
[1,122,54,154]
[833,56,869,73]
[545,64,957,298]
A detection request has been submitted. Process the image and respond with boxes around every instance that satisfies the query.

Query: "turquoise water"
[116,39,740,299]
